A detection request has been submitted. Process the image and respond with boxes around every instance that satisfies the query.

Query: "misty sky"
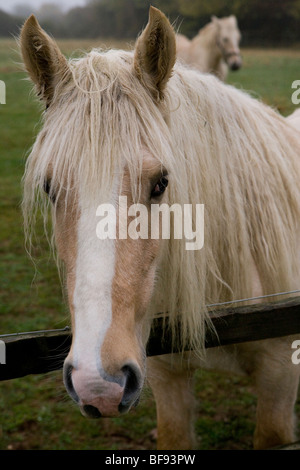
[0,0,86,14]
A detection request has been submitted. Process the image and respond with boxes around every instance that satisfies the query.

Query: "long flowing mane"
[22,47,300,355]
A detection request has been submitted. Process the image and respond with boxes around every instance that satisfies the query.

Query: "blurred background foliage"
[1,0,300,45]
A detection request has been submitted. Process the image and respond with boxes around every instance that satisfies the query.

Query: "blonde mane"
[23,47,300,355]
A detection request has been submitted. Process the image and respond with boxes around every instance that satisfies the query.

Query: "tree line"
[1,0,300,45]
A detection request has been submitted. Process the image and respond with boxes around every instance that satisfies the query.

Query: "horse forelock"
[25,49,173,204]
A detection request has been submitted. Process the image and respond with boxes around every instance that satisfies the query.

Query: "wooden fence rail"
[0,296,300,382]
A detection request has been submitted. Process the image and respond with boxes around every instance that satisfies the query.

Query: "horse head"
[20,7,176,419]
[212,15,242,71]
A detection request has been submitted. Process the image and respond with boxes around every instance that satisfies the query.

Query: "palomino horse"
[20,8,300,450]
[176,15,242,81]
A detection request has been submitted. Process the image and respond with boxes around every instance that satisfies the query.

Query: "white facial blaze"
[72,192,117,374]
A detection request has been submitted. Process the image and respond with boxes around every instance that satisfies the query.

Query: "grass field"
[0,37,300,450]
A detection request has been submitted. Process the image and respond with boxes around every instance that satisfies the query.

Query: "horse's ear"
[230,15,238,25]
[134,6,176,100]
[211,15,219,24]
[20,14,70,106]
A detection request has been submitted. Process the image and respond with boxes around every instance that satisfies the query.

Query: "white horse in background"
[176,15,242,81]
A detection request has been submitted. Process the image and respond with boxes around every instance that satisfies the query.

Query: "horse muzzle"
[63,361,143,418]
[227,53,242,71]
[230,60,242,71]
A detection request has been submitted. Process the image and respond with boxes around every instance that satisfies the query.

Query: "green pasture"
[0,38,299,450]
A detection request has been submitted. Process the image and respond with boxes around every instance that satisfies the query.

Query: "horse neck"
[191,23,222,70]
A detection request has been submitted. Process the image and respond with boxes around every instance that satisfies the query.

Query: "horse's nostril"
[119,363,142,413]
[123,364,140,394]
[63,363,79,403]
[83,404,102,419]
[231,62,241,71]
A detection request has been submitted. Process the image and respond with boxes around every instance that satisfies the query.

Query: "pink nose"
[63,362,142,418]
[73,369,124,417]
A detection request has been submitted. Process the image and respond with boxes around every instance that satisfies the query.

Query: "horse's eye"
[43,179,56,203]
[151,176,168,198]
[223,37,229,43]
